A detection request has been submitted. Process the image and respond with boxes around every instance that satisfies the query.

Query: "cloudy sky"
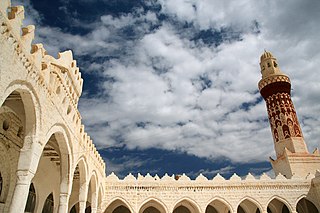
[12,0,320,179]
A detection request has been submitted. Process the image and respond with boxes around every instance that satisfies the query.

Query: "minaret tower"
[258,51,320,178]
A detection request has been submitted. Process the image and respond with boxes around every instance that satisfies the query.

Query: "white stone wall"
[103,173,320,213]
[0,1,106,212]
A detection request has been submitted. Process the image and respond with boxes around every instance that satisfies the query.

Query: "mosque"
[0,1,320,213]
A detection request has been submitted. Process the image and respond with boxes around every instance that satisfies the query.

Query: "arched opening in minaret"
[296,197,319,213]
[237,199,261,213]
[267,198,290,213]
[205,199,231,213]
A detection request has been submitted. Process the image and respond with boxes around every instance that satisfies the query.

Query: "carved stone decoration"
[265,92,303,143]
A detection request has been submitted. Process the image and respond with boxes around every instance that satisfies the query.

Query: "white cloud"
[12,0,320,165]
[187,166,235,179]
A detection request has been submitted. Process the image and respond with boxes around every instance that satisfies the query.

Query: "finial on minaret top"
[259,50,284,78]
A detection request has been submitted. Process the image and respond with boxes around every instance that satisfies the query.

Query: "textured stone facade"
[0,1,105,212]
[0,1,319,213]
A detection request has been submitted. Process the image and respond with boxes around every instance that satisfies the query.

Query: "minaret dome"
[259,50,283,78]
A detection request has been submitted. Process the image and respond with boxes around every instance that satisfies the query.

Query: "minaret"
[258,51,320,178]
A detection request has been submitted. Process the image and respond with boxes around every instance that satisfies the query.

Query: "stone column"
[79,200,87,213]
[58,193,70,213]
[8,136,42,213]
[91,191,98,213]
[9,170,34,213]
[78,183,89,213]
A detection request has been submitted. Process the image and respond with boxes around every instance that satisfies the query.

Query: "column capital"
[16,170,34,185]
[59,192,70,203]
[21,135,41,151]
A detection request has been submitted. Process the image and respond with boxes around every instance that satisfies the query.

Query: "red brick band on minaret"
[260,80,303,144]
[260,81,291,100]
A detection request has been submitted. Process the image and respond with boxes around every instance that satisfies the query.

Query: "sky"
[12,0,320,179]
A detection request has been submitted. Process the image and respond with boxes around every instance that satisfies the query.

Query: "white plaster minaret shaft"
[258,51,320,178]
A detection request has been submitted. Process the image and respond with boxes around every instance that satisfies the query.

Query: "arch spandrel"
[138,197,168,213]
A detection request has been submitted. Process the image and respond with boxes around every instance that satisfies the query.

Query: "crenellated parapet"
[79,124,105,176]
[106,171,316,184]
[0,1,105,176]
[42,51,83,105]
[105,171,317,193]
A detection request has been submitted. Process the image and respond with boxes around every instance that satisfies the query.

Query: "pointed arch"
[87,170,98,209]
[138,197,168,213]
[43,123,73,195]
[267,196,292,213]
[0,82,42,211]
[172,197,201,213]
[41,192,54,213]
[1,81,41,137]
[24,183,36,213]
[295,195,319,213]
[205,197,233,213]
[237,197,263,213]
[88,170,98,191]
[74,156,89,183]
[68,156,90,210]
[104,197,133,213]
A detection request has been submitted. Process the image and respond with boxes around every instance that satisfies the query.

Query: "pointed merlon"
[230,173,241,181]
[212,173,225,182]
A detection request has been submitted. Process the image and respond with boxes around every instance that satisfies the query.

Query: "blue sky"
[13,0,320,179]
